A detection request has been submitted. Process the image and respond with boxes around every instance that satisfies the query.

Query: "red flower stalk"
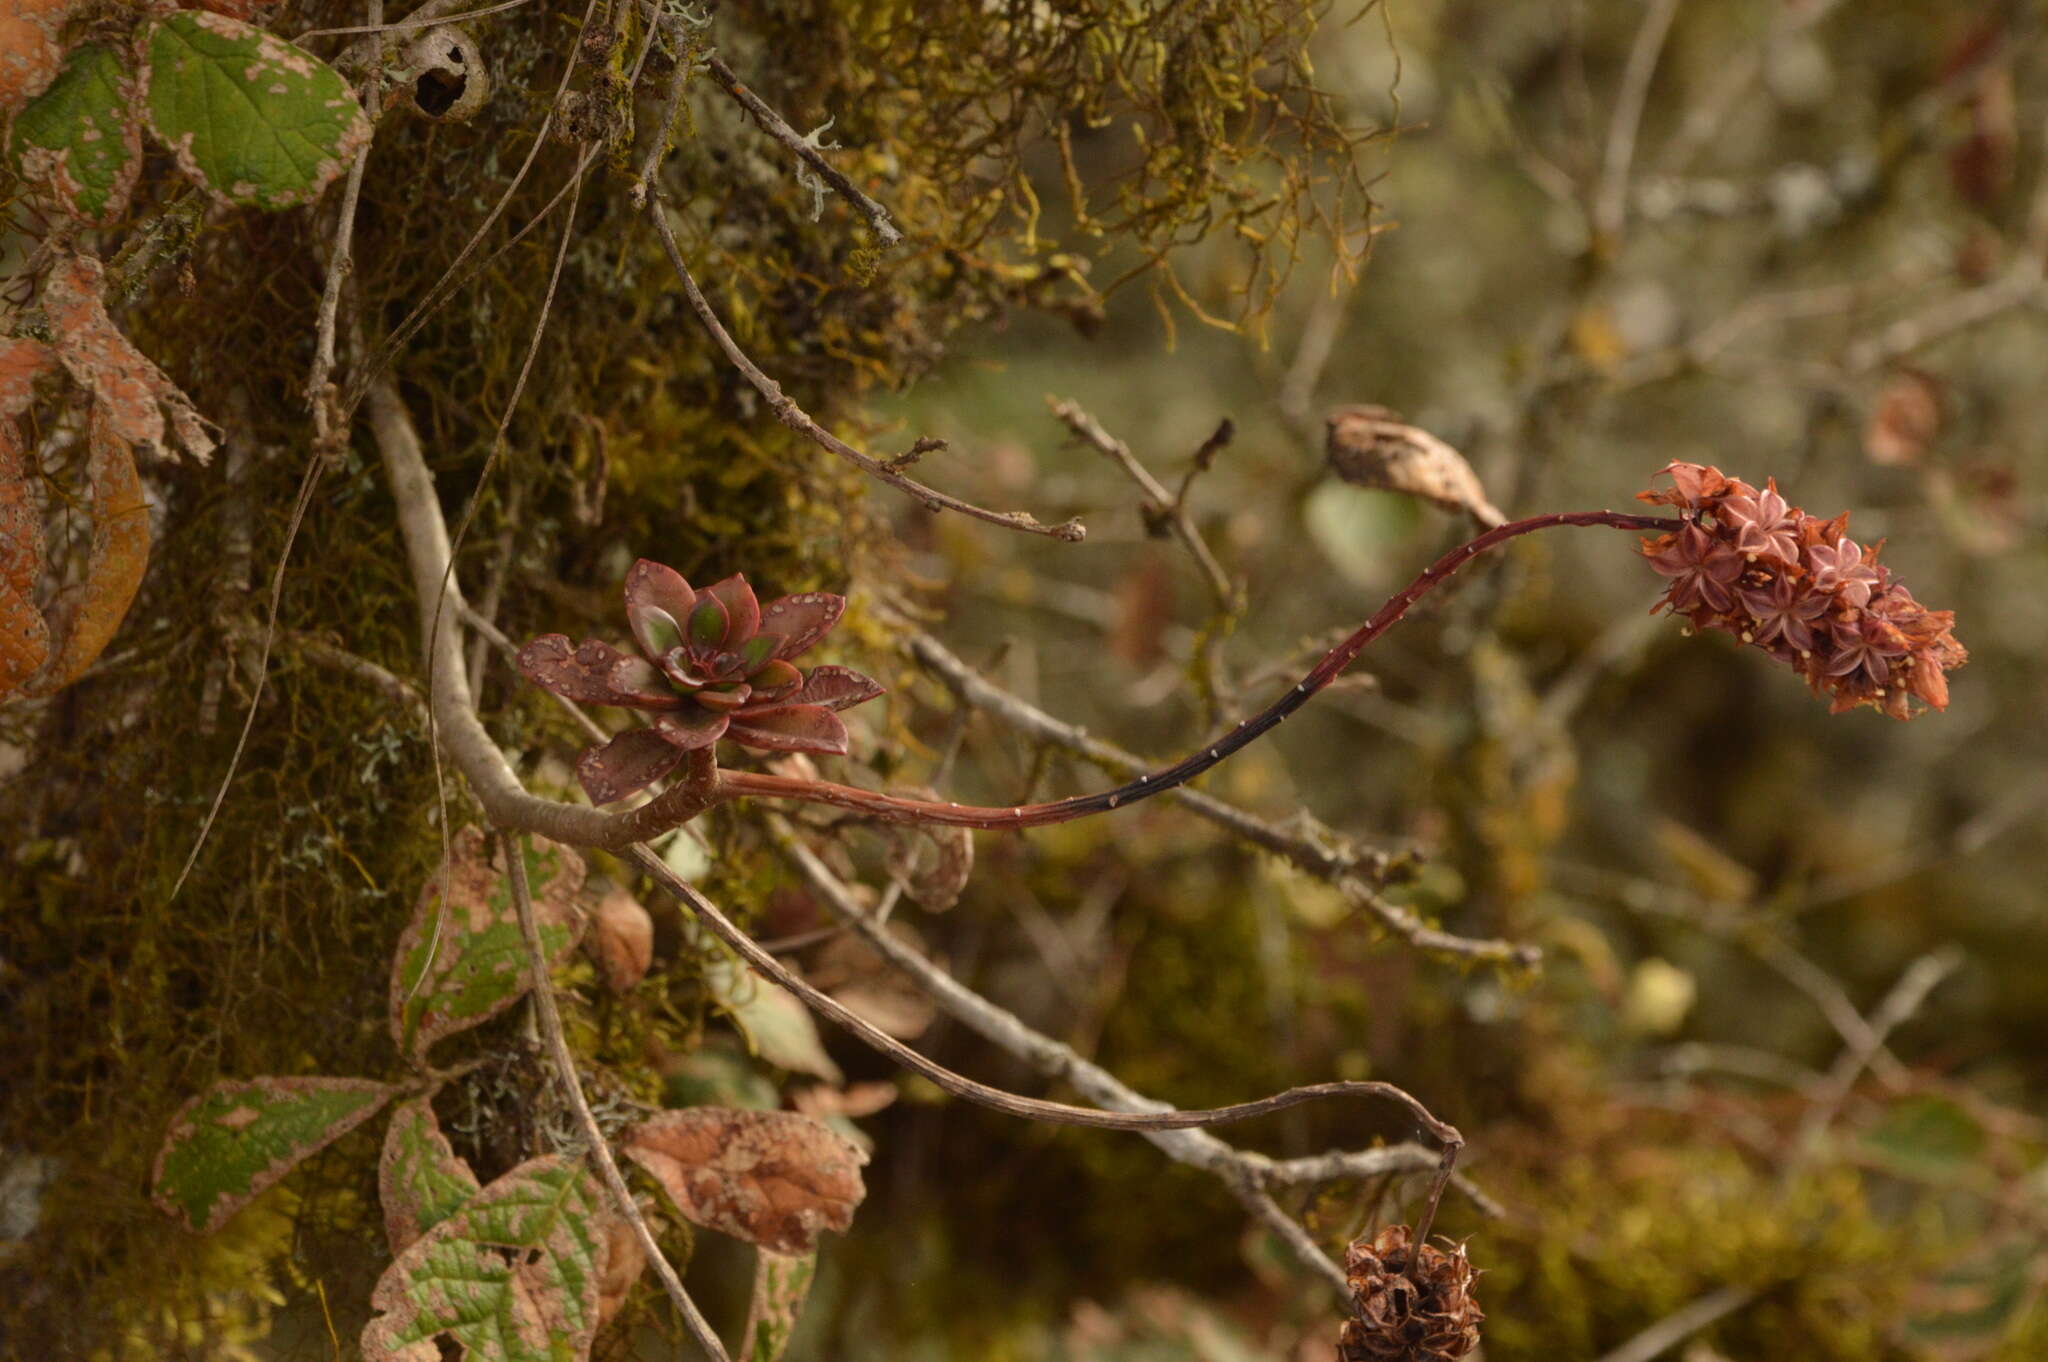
[1637,462,1966,718]
[517,560,883,803]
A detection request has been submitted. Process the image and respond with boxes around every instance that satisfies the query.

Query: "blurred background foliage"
[3,0,2045,1359]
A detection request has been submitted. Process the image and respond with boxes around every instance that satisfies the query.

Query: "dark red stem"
[720,511,1685,829]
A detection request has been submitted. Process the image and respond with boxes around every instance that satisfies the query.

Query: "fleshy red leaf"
[604,654,680,708]
[793,664,884,712]
[748,658,801,703]
[578,726,691,804]
[361,1154,609,1362]
[624,558,694,658]
[758,592,844,662]
[516,634,634,705]
[704,573,762,645]
[153,1077,397,1233]
[725,704,850,756]
[621,1108,867,1255]
[389,827,587,1062]
[379,1097,481,1254]
[687,593,730,648]
[653,707,730,751]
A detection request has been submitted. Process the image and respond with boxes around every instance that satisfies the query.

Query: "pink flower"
[1719,482,1801,564]
[1643,523,1743,615]
[1806,537,1882,610]
[1738,572,1829,655]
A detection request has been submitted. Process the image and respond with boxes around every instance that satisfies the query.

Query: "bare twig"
[501,831,730,1362]
[1657,0,1848,174]
[1592,1284,1759,1362]
[1048,395,1237,611]
[1595,0,1683,242]
[1790,946,1965,1163]
[1843,262,2045,373]
[645,201,1082,541]
[702,53,903,247]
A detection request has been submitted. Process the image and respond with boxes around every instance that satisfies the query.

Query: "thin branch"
[1594,0,1684,241]
[1048,395,1237,611]
[1843,262,2045,373]
[627,842,1464,1247]
[702,53,903,247]
[644,197,1085,542]
[501,831,730,1362]
[1657,0,1848,174]
[1789,946,1965,1163]
[1592,1284,1759,1362]
[768,818,1500,1285]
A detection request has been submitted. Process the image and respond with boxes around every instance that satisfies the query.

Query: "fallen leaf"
[389,827,587,1063]
[152,1076,397,1234]
[790,1081,898,1122]
[22,404,148,696]
[884,803,975,913]
[594,1210,648,1330]
[379,1097,480,1254]
[592,885,654,993]
[810,928,937,1041]
[622,1107,867,1255]
[44,251,214,463]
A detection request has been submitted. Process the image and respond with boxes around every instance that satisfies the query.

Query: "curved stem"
[722,511,1684,829]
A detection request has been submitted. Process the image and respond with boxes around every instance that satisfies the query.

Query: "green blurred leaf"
[389,827,587,1063]
[739,1249,816,1362]
[362,1154,608,1362]
[695,923,842,1083]
[152,1076,397,1234]
[378,1096,481,1254]
[141,11,369,209]
[1861,1094,1987,1179]
[6,43,142,222]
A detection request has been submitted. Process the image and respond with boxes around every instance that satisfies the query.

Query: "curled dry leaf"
[21,405,149,697]
[592,884,655,993]
[790,1081,898,1122]
[0,0,80,114]
[0,339,55,698]
[883,794,975,911]
[622,1107,868,1256]
[1865,369,1944,466]
[809,927,936,1041]
[594,1209,648,1330]
[45,252,214,464]
[1324,405,1505,529]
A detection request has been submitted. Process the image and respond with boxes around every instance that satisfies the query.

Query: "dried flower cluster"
[1637,462,1966,718]
[518,560,883,803]
[1338,1225,1483,1362]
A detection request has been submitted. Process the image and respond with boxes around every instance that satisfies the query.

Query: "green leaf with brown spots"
[151,1076,398,1234]
[378,1096,481,1254]
[5,43,143,222]
[739,1249,816,1362]
[140,11,369,210]
[389,826,587,1063]
[361,1154,609,1362]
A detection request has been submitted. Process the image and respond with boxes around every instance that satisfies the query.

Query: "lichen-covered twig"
[702,53,903,247]
[644,197,1085,542]
[502,831,731,1362]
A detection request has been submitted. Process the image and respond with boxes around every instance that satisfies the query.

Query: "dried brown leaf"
[593,1209,647,1330]
[883,793,975,912]
[622,1107,867,1255]
[592,885,654,993]
[44,251,214,464]
[810,927,937,1041]
[1866,369,1944,466]
[22,404,148,696]
[0,342,54,698]
[1324,406,1505,529]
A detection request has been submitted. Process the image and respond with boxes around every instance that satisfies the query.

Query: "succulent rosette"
[1636,462,1966,719]
[518,560,883,803]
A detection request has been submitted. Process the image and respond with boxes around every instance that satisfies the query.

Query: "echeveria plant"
[517,560,882,803]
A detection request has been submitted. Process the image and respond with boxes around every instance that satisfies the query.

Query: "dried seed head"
[1337,1225,1484,1362]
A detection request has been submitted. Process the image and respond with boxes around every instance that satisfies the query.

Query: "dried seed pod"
[1324,406,1506,530]
[1337,1225,1483,1362]
[396,24,489,122]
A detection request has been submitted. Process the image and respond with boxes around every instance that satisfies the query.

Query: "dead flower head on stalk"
[517,560,883,803]
[1636,461,1966,719]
